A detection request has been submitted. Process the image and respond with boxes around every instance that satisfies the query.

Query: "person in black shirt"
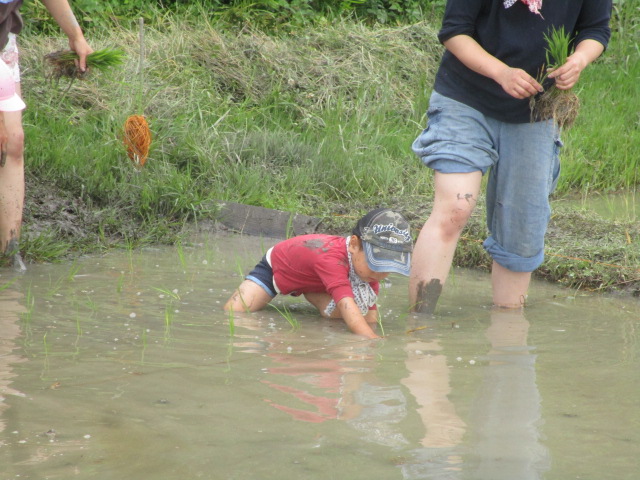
[409,0,611,313]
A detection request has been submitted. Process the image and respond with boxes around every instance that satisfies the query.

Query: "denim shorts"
[246,254,277,297]
[412,91,562,272]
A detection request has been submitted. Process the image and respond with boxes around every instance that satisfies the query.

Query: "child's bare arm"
[443,34,543,99]
[337,297,381,339]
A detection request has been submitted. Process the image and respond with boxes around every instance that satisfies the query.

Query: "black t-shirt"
[434,0,611,123]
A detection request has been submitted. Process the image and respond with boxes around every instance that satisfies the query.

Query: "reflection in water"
[397,308,549,479]
[399,337,466,479]
[0,289,26,434]
[402,339,466,448]
[468,308,550,480]
[233,312,414,448]
[262,350,344,424]
[234,307,549,479]
[344,380,409,449]
[232,313,378,424]
[234,312,469,477]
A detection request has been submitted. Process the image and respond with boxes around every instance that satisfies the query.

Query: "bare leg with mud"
[409,171,482,313]
[223,279,273,312]
[491,261,531,308]
[0,103,25,271]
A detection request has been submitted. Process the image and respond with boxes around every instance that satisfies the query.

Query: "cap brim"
[363,241,411,277]
[0,94,25,112]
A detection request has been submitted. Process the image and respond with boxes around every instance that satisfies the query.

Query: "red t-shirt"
[270,234,379,307]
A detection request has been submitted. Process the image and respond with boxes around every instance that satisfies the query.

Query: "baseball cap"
[0,61,25,112]
[352,208,413,276]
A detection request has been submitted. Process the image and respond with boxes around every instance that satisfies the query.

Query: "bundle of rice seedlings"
[44,48,125,79]
[124,114,151,168]
[530,26,580,129]
[123,18,152,170]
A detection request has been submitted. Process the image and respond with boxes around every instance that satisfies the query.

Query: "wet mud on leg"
[412,279,443,315]
[4,232,25,272]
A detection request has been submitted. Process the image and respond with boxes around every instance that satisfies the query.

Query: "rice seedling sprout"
[228,309,235,336]
[42,331,49,355]
[140,328,148,364]
[22,283,35,324]
[530,26,580,128]
[377,308,385,337]
[45,273,65,298]
[269,303,299,330]
[44,47,125,80]
[66,261,80,281]
[152,286,181,301]
[164,304,174,327]
[224,342,234,375]
[116,273,125,293]
[176,241,186,269]
[164,305,174,342]
[0,278,17,292]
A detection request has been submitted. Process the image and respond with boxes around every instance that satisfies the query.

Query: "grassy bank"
[560,2,640,191]
[12,7,640,295]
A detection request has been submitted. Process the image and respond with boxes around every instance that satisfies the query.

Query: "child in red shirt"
[224,208,413,339]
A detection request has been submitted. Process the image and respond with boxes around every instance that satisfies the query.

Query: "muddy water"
[0,234,638,480]
[557,190,639,221]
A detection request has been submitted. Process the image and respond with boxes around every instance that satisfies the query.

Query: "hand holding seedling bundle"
[44,48,125,80]
[530,26,580,128]
[45,26,152,170]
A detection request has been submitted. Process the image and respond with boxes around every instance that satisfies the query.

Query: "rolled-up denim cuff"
[483,236,544,273]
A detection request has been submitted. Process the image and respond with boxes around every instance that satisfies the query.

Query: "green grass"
[21,18,438,222]
[560,45,640,191]
[557,1,640,190]
[23,11,637,212]
[544,25,573,69]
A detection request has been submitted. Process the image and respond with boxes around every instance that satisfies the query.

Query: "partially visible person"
[224,208,413,339]
[409,0,611,313]
[0,0,93,271]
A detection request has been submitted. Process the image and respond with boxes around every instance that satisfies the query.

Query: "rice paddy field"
[2,6,638,477]
[0,234,638,479]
